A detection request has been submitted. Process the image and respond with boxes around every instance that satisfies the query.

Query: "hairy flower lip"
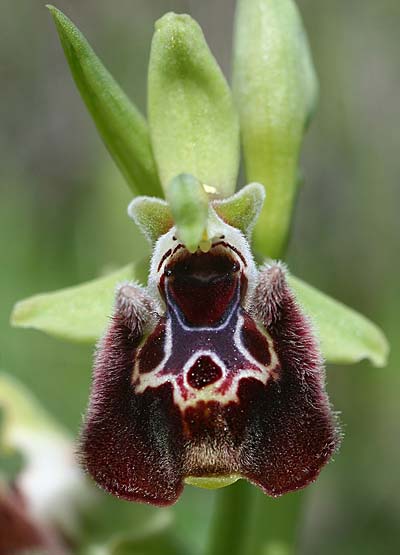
[81,204,339,506]
[81,254,339,506]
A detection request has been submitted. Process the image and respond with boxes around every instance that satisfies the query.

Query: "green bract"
[233,0,318,258]
[47,6,162,197]
[148,13,240,197]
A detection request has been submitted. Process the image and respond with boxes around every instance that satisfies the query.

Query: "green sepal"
[47,6,162,197]
[128,197,173,244]
[233,0,318,258]
[166,174,209,253]
[213,183,265,238]
[289,275,389,367]
[11,257,388,368]
[148,12,240,197]
[11,261,148,343]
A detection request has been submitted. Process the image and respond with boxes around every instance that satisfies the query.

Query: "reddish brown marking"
[187,356,223,389]
[212,241,247,267]
[157,249,172,272]
[172,244,184,255]
[138,320,167,374]
[241,315,271,366]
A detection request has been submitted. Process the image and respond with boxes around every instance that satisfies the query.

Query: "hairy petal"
[80,284,184,506]
[244,262,339,495]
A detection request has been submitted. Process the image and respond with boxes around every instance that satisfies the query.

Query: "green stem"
[204,480,254,555]
[245,489,305,555]
[204,481,304,555]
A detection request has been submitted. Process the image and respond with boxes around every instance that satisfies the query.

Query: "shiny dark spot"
[187,356,223,389]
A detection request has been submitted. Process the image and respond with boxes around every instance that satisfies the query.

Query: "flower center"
[161,245,244,327]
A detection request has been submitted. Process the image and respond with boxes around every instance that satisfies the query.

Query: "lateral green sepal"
[289,275,389,367]
[11,261,148,343]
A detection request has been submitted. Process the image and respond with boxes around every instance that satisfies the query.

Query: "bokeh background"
[1,0,399,553]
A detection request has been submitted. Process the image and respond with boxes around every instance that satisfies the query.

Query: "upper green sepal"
[128,197,173,244]
[148,12,240,198]
[47,5,162,197]
[233,0,318,258]
[213,183,265,239]
[166,174,209,253]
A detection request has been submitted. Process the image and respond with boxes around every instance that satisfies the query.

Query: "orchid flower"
[11,0,387,512]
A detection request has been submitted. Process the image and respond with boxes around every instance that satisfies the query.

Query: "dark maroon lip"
[81,260,338,506]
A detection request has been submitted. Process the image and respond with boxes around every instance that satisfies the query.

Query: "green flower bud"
[233,0,318,258]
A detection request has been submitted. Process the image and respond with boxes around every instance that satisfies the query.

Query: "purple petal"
[80,287,185,506]
[240,263,339,495]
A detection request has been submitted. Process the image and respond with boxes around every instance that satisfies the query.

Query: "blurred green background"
[1,0,399,553]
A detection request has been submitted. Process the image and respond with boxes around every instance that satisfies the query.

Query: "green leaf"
[289,275,389,367]
[233,0,318,258]
[166,174,209,252]
[148,12,240,198]
[128,196,173,243]
[213,183,265,239]
[11,261,148,343]
[47,6,162,197]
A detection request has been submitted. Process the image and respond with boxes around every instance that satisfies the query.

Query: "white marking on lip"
[133,311,280,412]
[182,350,226,392]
